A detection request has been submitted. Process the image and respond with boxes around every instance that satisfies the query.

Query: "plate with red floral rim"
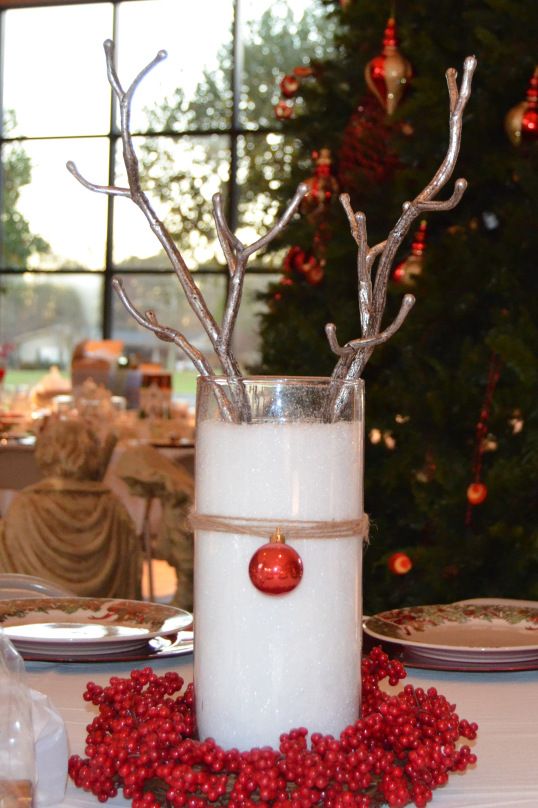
[363,599,538,669]
[0,597,193,657]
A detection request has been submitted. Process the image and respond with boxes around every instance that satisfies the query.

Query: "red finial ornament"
[300,148,339,223]
[505,67,538,145]
[393,220,427,284]
[248,528,303,595]
[521,68,538,141]
[364,17,412,116]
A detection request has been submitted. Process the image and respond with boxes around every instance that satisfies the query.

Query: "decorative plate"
[0,597,193,657]
[363,599,538,669]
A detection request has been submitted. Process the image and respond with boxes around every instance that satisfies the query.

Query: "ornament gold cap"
[270,527,286,544]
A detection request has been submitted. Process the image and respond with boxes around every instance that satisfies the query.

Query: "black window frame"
[0,0,279,354]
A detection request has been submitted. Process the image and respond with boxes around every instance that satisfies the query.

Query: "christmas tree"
[255,0,538,613]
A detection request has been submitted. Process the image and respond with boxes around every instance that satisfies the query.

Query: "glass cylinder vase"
[194,376,365,750]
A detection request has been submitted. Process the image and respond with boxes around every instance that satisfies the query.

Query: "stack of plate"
[0,597,193,662]
[363,598,538,671]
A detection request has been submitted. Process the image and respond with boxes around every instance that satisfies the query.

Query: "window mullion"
[228,0,242,236]
[102,2,119,339]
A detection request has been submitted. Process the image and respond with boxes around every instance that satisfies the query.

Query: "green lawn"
[4,368,199,399]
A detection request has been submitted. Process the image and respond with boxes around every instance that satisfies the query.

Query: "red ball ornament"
[283,245,306,274]
[364,17,412,116]
[305,262,325,286]
[467,482,488,505]
[388,552,412,575]
[249,528,303,595]
[275,100,293,120]
[280,73,300,98]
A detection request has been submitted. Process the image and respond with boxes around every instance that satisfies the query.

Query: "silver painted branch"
[218,183,308,352]
[325,293,415,356]
[112,278,211,376]
[327,56,476,418]
[67,39,307,423]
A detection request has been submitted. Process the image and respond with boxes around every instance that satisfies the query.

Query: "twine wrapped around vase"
[189,512,369,542]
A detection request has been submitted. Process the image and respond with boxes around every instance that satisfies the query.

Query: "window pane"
[116,0,234,133]
[232,272,279,370]
[236,133,297,268]
[112,135,230,268]
[0,274,102,381]
[239,0,332,129]
[1,138,109,271]
[3,4,113,138]
[111,272,226,377]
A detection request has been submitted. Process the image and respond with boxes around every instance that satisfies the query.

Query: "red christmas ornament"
[467,482,488,506]
[393,220,427,284]
[388,552,413,575]
[249,528,303,595]
[338,95,400,194]
[300,148,339,223]
[283,245,306,274]
[283,245,325,285]
[505,67,538,145]
[521,67,538,141]
[364,17,412,116]
[293,65,313,79]
[275,100,293,120]
[305,261,325,286]
[280,73,300,99]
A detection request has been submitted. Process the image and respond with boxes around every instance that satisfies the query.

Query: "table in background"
[24,655,538,807]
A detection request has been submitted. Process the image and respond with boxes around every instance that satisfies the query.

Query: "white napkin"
[30,688,68,807]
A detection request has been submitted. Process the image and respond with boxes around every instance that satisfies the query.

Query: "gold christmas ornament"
[505,100,527,146]
[364,17,412,116]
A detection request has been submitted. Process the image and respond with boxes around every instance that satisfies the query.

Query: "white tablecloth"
[23,655,538,807]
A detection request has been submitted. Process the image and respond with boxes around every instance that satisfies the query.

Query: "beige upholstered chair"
[0,419,142,600]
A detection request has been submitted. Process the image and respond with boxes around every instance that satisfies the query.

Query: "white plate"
[363,599,538,670]
[0,597,193,657]
[22,630,194,663]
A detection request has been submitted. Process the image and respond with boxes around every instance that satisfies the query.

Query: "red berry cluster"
[68,648,477,807]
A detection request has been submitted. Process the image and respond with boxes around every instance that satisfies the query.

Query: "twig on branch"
[67,39,307,422]
[328,56,477,418]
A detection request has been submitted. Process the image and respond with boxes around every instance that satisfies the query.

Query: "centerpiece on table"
[68,38,476,757]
